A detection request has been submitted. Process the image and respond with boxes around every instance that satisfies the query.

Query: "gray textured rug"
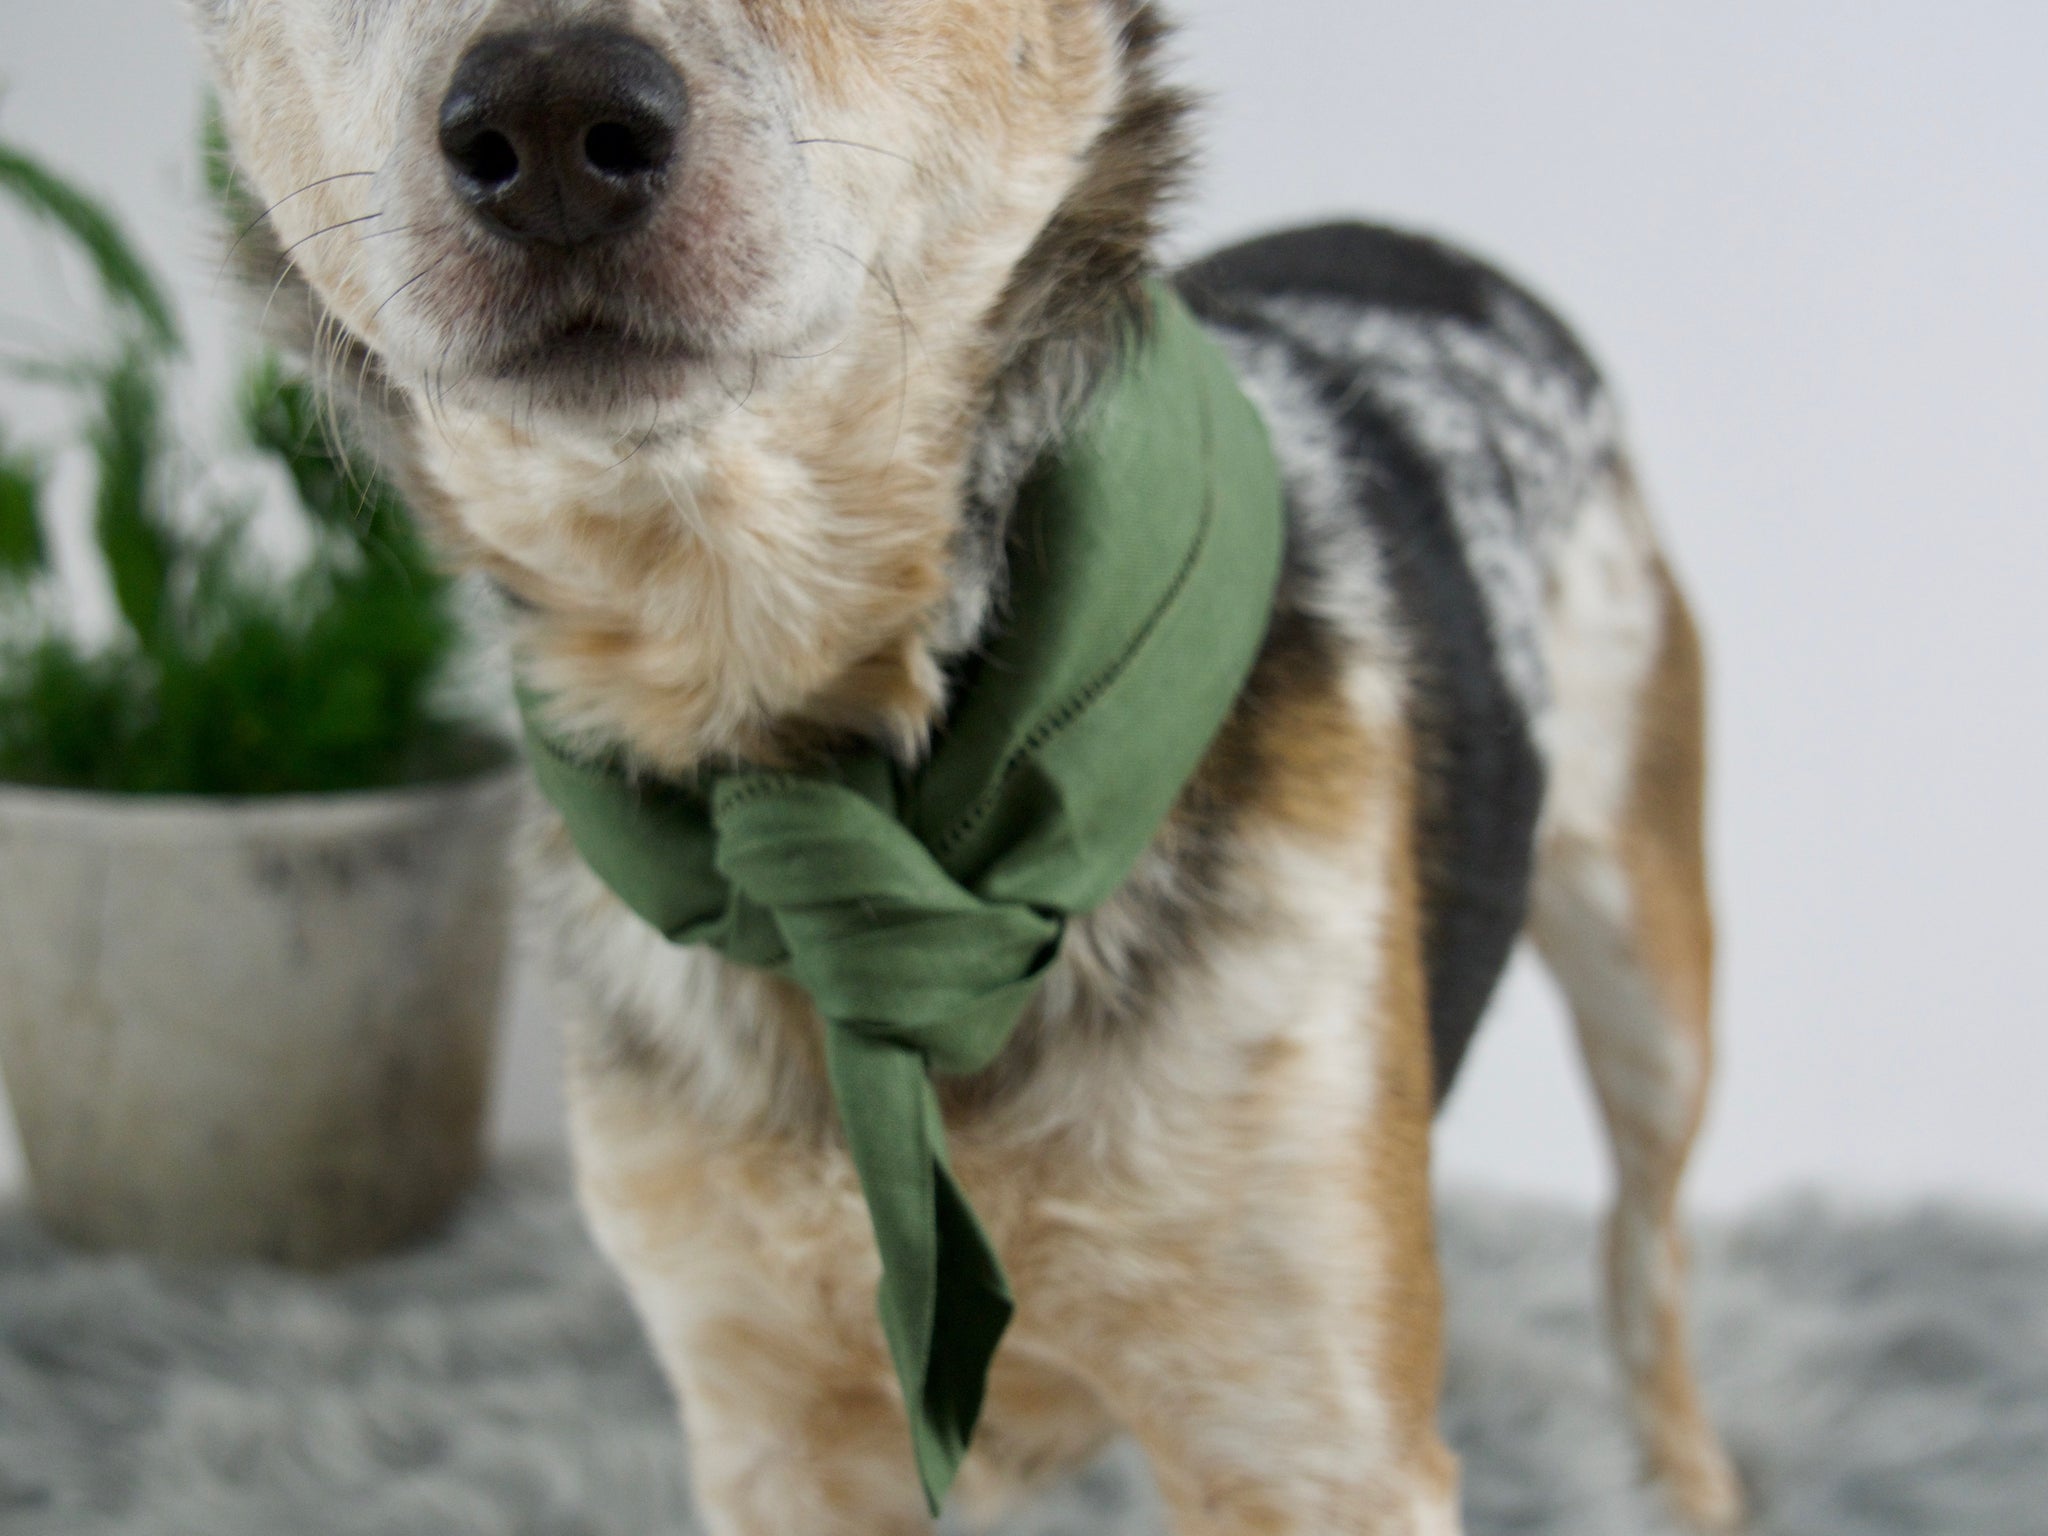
[3,1159,2044,1535]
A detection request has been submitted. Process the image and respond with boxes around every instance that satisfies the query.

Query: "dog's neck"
[397,5,1188,778]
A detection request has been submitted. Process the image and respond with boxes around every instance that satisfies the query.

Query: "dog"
[185,1,1743,1530]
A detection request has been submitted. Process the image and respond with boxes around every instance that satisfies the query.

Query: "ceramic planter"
[0,763,522,1267]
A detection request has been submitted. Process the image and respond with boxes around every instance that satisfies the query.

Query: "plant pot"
[0,759,523,1268]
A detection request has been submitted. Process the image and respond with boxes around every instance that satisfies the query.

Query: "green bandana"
[520,282,1284,1513]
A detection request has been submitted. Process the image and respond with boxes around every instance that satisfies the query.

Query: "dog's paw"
[1658,1430,1747,1533]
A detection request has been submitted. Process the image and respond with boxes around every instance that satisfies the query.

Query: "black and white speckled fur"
[1179,222,1617,1096]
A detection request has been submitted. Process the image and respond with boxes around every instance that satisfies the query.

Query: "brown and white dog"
[185,1,1743,1530]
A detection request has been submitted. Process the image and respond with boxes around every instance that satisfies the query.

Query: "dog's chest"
[561,782,1406,1476]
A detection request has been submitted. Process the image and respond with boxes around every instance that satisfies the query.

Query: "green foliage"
[0,142,181,356]
[0,437,44,583]
[200,95,241,216]
[0,130,488,796]
[88,350,176,647]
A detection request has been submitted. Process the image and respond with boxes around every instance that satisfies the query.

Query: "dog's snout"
[438,27,686,249]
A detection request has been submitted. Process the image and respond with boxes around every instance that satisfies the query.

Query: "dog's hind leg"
[1528,471,1745,1531]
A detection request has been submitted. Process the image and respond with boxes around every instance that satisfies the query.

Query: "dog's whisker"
[272,211,386,266]
[217,169,379,274]
[806,239,920,465]
[352,339,382,435]
[871,256,915,467]
[367,255,452,329]
[764,334,850,363]
[419,355,454,445]
[706,354,763,423]
[790,136,920,171]
[354,220,447,244]
[316,314,358,476]
[254,249,308,339]
[607,391,665,473]
[813,241,925,347]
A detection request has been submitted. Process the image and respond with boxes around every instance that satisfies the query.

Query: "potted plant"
[0,135,520,1267]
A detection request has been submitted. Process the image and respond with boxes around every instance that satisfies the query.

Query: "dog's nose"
[438,27,686,248]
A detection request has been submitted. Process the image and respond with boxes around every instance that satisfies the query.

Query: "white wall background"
[2,2,2044,1213]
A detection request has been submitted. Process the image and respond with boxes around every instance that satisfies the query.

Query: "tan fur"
[1363,820,1458,1511]
[1626,561,1715,1037]
[1530,472,1744,1531]
[414,405,961,768]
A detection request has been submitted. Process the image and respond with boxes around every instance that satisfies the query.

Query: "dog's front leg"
[567,1038,937,1536]
[986,999,1463,1533]
[1056,1207,1460,1534]
[650,1321,933,1536]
